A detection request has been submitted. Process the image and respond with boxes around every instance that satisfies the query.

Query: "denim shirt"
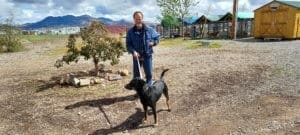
[126,24,159,57]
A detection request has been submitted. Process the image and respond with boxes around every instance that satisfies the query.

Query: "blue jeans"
[133,55,153,85]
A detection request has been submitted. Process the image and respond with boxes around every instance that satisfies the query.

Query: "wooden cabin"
[184,12,253,39]
[254,0,300,39]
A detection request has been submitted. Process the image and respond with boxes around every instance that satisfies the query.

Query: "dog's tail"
[160,69,170,80]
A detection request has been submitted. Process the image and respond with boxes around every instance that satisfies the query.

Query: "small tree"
[159,15,180,38]
[0,16,23,53]
[55,21,124,76]
[157,0,199,36]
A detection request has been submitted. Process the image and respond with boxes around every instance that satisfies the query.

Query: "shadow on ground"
[65,94,153,134]
[65,94,138,110]
[36,80,59,92]
[65,94,171,134]
[235,37,295,43]
[90,108,154,135]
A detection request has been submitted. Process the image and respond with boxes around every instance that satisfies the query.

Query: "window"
[270,2,279,11]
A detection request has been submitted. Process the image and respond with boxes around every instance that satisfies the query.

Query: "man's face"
[134,13,143,29]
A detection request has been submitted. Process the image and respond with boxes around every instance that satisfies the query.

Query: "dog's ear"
[138,79,146,85]
[133,77,146,87]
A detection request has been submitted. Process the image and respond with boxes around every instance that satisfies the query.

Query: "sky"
[0,0,288,24]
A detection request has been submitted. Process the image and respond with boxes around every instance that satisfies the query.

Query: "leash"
[136,58,143,79]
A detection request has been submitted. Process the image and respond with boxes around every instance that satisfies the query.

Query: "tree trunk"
[182,17,184,38]
[93,56,100,76]
[169,26,172,38]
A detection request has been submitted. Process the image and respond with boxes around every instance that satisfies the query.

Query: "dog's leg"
[163,84,171,111]
[151,105,158,126]
[143,105,148,123]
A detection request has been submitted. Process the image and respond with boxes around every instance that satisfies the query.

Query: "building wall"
[254,2,298,39]
[293,11,300,38]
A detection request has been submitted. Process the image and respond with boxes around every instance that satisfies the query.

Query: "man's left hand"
[149,41,154,47]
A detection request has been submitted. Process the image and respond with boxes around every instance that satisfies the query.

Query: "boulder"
[118,69,129,76]
[59,73,75,85]
[90,77,103,84]
[78,78,90,87]
[70,77,80,86]
[108,74,122,81]
[94,78,103,84]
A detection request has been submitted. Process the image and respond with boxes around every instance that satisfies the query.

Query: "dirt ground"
[0,38,299,135]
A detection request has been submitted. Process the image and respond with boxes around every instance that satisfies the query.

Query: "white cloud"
[0,0,14,19]
[1,0,277,24]
[22,9,33,18]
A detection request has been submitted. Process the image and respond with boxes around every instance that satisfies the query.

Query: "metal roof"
[182,12,254,25]
[254,0,300,11]
[237,12,254,19]
[183,17,200,25]
[277,0,300,8]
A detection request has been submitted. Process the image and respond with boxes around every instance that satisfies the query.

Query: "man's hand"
[149,41,154,47]
[133,51,140,59]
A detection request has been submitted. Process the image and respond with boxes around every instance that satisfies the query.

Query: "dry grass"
[21,35,68,43]
[159,38,195,47]
[0,37,299,135]
[47,37,83,56]
[185,41,222,49]
[209,42,222,48]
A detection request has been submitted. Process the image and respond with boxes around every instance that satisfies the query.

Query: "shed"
[254,0,300,39]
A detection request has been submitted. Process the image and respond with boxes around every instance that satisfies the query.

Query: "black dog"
[125,69,170,126]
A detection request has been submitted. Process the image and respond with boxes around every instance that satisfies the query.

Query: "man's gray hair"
[133,11,143,18]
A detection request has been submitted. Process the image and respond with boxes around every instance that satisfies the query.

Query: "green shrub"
[0,19,24,53]
[209,42,222,48]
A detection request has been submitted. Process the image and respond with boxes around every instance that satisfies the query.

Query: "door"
[259,3,288,38]
[297,17,300,38]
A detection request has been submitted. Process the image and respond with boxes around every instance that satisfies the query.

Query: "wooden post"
[231,0,238,40]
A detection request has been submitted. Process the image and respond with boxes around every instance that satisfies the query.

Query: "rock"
[90,78,95,85]
[77,70,89,76]
[58,75,65,85]
[90,77,102,84]
[267,121,282,131]
[295,118,300,125]
[59,77,66,85]
[70,77,80,86]
[94,78,102,84]
[79,78,90,87]
[118,69,129,76]
[108,74,122,81]
[99,64,113,73]
[99,73,110,79]
[59,73,74,85]
[54,59,64,68]
[103,69,113,73]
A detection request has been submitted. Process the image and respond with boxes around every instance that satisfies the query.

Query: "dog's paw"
[143,119,147,124]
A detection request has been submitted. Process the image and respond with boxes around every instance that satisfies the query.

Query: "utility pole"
[231,0,238,40]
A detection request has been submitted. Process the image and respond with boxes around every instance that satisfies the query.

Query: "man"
[126,11,159,85]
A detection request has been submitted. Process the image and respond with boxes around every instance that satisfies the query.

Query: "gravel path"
[0,38,299,135]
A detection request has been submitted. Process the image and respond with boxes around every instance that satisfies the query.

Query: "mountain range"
[22,15,132,30]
